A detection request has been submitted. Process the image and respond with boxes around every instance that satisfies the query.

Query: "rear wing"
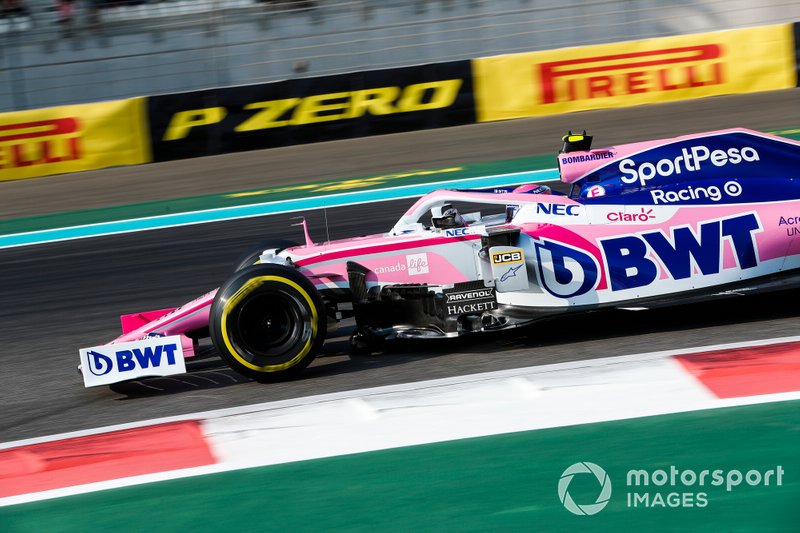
[557,128,800,190]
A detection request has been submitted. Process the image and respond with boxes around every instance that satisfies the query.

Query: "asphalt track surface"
[2,90,800,442]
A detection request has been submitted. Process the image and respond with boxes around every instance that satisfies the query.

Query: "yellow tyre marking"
[219,275,318,372]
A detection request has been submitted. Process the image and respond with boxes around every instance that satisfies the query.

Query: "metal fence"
[1,0,798,112]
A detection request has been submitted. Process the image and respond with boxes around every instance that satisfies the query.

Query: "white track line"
[2,335,800,507]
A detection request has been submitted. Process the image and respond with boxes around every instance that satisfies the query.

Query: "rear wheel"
[210,264,326,381]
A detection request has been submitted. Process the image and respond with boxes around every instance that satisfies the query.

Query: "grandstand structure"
[1,0,798,111]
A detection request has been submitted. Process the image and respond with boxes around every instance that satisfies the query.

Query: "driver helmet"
[431,204,466,229]
[512,183,552,195]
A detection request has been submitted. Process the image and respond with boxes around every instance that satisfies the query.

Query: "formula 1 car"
[79,128,800,386]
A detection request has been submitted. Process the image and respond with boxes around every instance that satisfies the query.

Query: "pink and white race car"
[79,128,800,386]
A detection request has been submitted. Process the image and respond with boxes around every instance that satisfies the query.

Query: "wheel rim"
[229,291,311,365]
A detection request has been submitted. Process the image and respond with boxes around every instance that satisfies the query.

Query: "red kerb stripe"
[0,421,215,498]
[675,342,800,399]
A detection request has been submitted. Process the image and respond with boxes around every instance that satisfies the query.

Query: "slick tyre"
[210,264,326,382]
[232,239,298,273]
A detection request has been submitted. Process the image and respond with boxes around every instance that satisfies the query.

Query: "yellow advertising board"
[473,24,796,122]
[0,98,150,181]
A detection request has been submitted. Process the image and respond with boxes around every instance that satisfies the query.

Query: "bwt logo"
[600,212,761,291]
[87,343,180,376]
[534,239,600,298]
[534,212,761,297]
[539,44,723,104]
[0,118,82,170]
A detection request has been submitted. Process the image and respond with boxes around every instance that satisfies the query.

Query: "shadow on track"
[107,288,800,399]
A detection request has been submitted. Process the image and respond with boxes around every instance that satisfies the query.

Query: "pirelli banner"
[148,61,476,162]
[795,21,800,86]
[0,98,150,181]
[473,24,797,122]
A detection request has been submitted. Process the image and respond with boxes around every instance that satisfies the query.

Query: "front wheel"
[210,264,326,381]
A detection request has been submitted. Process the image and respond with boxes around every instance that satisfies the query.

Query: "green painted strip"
[0,170,557,249]
[0,155,552,237]
[2,128,797,238]
[3,399,798,531]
